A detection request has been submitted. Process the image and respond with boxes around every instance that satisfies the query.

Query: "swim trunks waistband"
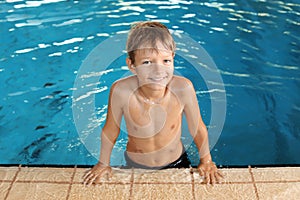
[124,147,191,170]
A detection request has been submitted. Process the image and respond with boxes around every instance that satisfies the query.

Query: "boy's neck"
[138,86,169,104]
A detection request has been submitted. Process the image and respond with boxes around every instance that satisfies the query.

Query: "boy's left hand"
[197,161,223,185]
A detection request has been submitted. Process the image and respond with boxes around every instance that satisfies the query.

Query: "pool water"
[0,0,299,166]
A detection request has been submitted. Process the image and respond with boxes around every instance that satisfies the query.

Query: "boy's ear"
[126,57,136,74]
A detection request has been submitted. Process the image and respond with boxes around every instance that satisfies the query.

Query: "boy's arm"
[182,79,222,184]
[99,82,123,165]
[83,82,123,185]
[180,79,209,160]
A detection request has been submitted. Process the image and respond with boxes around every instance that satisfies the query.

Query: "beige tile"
[17,167,74,182]
[256,182,300,200]
[7,182,69,200]
[133,183,193,200]
[194,183,256,200]
[252,167,300,182]
[74,167,132,184]
[220,168,252,183]
[0,182,10,200]
[69,183,130,200]
[0,167,19,181]
[134,168,192,183]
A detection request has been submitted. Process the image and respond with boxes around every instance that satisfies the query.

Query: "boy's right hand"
[83,162,112,186]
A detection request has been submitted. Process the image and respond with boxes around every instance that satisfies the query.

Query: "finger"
[210,173,216,185]
[87,173,100,187]
[83,170,92,180]
[84,173,96,186]
[83,174,93,186]
[87,177,96,187]
[95,176,101,184]
[198,167,204,176]
[84,177,93,187]
[95,172,107,184]
[91,169,108,184]
[83,173,92,186]
[83,176,91,186]
[205,172,210,185]
[86,172,97,182]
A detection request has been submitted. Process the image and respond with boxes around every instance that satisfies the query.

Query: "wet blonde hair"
[126,21,176,64]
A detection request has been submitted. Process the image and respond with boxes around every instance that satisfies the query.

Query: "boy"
[83,21,223,185]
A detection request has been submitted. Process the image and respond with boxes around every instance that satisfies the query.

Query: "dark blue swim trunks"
[124,148,191,170]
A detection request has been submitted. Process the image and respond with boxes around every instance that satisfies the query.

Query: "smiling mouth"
[149,76,168,82]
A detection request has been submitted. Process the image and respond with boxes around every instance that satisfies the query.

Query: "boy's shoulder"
[113,74,135,83]
[111,75,138,92]
[170,75,194,91]
[171,75,192,84]
[108,76,137,105]
[170,76,197,104]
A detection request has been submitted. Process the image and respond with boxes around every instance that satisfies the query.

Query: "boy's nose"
[151,63,163,70]
[151,64,164,74]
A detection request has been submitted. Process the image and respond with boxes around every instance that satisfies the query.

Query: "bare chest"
[124,93,183,138]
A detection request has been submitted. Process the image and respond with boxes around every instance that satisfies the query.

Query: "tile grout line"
[249,166,260,200]
[66,166,77,200]
[190,168,196,200]
[128,168,134,200]
[4,165,22,200]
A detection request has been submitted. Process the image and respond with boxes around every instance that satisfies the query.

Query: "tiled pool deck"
[0,165,299,200]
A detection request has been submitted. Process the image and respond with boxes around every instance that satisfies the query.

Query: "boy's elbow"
[102,124,120,141]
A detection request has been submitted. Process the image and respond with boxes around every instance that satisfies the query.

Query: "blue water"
[0,0,299,166]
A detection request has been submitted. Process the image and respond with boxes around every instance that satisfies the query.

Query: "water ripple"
[266,62,299,70]
[5,13,36,22]
[119,5,145,12]
[73,86,108,103]
[13,36,85,55]
[53,19,83,27]
[53,37,84,46]
[13,0,66,9]
[80,69,114,79]
[219,70,251,78]
[182,13,196,18]
[115,1,192,6]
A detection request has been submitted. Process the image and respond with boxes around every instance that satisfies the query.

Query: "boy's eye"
[142,60,151,65]
[164,59,172,64]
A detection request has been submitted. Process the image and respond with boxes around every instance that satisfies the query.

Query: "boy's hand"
[83,162,112,186]
[197,160,223,185]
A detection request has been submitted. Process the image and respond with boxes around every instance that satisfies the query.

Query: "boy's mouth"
[149,76,168,82]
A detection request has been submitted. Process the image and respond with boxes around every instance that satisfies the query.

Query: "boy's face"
[129,46,174,90]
